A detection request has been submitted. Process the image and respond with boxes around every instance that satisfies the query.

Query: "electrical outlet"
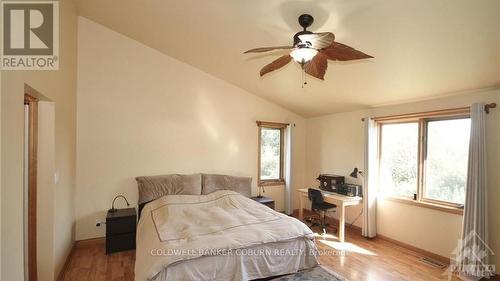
[95,219,102,227]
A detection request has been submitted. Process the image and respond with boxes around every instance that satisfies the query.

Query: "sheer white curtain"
[284,124,293,215]
[362,117,378,238]
[457,103,490,278]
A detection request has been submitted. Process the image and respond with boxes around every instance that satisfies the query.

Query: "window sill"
[259,180,285,187]
[383,197,463,215]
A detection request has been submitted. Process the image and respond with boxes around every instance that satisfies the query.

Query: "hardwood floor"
[61,217,461,281]
[60,239,134,281]
[314,227,458,281]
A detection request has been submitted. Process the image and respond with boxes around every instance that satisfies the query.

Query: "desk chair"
[307,189,337,233]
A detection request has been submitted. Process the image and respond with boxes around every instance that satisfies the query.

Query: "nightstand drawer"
[106,217,136,236]
[251,196,275,210]
[106,232,136,254]
[263,201,275,210]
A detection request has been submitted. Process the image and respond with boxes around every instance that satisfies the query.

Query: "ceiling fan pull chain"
[301,66,305,88]
[302,66,308,88]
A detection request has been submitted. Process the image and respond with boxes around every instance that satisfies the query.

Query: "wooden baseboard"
[293,208,450,265]
[375,234,450,265]
[75,237,106,248]
[480,274,500,280]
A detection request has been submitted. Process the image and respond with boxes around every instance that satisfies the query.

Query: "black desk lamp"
[350,167,363,178]
[109,195,130,213]
[257,185,265,198]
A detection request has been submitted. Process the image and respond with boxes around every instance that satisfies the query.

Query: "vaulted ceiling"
[76,0,500,117]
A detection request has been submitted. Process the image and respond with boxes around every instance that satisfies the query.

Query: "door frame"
[24,93,38,281]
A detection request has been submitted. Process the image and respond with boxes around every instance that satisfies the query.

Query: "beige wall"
[75,17,306,240]
[37,102,56,281]
[0,0,78,280]
[305,89,500,261]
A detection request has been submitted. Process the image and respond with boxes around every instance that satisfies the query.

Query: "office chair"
[307,188,337,233]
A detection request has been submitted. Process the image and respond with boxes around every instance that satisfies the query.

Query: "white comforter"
[135,190,317,281]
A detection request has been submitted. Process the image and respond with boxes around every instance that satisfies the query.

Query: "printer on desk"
[336,183,363,197]
[316,174,363,197]
[317,174,344,191]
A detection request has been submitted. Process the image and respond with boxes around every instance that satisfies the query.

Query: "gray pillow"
[136,173,202,204]
[202,174,252,197]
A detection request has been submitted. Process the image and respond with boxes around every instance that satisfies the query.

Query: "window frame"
[257,121,287,186]
[420,115,471,208]
[377,120,420,200]
[376,109,470,215]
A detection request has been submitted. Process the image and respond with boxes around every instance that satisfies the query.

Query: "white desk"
[297,188,362,243]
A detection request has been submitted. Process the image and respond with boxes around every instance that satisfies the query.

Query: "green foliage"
[424,119,469,204]
[260,128,281,179]
[380,123,418,197]
[380,119,469,204]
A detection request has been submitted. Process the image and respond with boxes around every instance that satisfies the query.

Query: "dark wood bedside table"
[106,207,136,254]
[251,196,275,210]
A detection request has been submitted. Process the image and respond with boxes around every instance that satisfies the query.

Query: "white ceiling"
[76,0,500,117]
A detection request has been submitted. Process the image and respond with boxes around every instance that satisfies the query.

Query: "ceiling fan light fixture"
[244,13,373,81]
[290,48,318,64]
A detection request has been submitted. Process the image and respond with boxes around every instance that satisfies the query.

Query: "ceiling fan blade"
[260,54,292,76]
[298,32,335,50]
[321,42,373,61]
[304,52,328,80]
[244,46,294,54]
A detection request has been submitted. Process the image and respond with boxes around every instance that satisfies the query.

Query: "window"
[257,121,286,186]
[378,111,471,212]
[380,122,419,198]
[424,118,470,204]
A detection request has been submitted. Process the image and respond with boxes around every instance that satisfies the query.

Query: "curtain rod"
[361,103,497,122]
[485,102,497,113]
[256,120,290,127]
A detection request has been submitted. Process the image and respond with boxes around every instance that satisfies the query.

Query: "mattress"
[152,238,317,281]
[135,190,318,281]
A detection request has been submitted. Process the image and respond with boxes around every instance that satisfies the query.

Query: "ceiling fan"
[244,14,373,83]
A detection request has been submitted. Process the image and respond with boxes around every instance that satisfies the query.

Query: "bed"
[133,173,318,281]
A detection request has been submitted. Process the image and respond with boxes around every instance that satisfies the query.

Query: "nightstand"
[106,207,136,254]
[251,196,275,210]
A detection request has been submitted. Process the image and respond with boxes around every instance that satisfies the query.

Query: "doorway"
[24,93,38,281]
